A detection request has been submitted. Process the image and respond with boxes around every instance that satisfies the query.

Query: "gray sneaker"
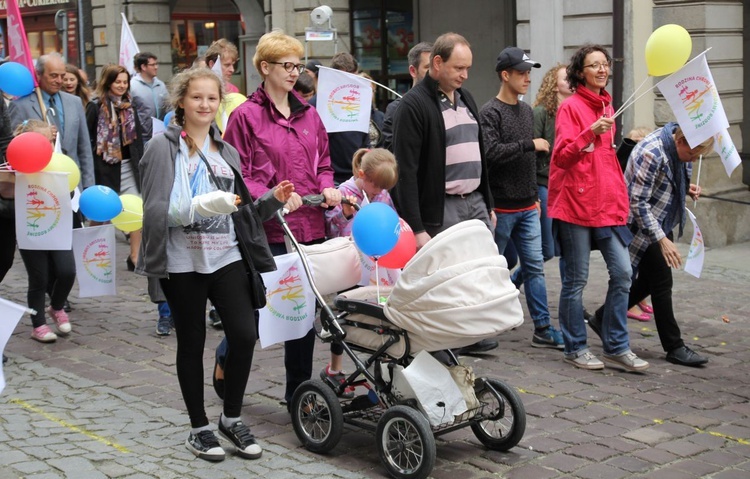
[564,351,604,370]
[603,350,649,372]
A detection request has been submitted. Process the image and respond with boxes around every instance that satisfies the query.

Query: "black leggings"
[161,261,258,428]
[628,236,683,352]
[19,248,76,328]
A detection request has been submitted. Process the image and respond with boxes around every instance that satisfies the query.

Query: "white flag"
[119,13,140,76]
[713,129,741,177]
[258,252,316,348]
[151,117,166,137]
[657,52,729,149]
[684,208,704,278]
[0,297,26,395]
[316,66,372,134]
[72,225,117,298]
[358,253,401,289]
[14,172,72,250]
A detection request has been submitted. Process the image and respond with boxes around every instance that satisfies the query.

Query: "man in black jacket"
[390,33,497,353]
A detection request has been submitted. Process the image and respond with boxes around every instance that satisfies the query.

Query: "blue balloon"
[0,62,35,97]
[351,202,400,257]
[163,110,174,126]
[79,185,123,222]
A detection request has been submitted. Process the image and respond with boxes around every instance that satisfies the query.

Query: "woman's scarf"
[659,122,687,239]
[96,94,137,165]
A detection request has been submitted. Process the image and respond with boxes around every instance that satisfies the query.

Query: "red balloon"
[379,218,417,268]
[7,132,53,173]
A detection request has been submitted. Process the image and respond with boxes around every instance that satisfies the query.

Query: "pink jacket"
[223,85,334,244]
[548,87,629,227]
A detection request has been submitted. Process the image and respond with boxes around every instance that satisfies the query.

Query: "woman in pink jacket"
[548,44,648,372]
[222,30,342,410]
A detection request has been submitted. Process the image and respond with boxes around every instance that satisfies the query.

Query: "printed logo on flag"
[327,84,363,123]
[25,186,62,236]
[674,74,720,128]
[687,224,704,260]
[715,131,735,160]
[81,238,114,284]
[266,264,308,321]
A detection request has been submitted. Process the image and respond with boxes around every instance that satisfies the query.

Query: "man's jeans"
[511,186,556,285]
[557,221,632,357]
[494,209,551,329]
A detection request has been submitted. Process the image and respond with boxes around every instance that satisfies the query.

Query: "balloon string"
[612,84,659,120]
[121,209,143,217]
[613,76,650,118]
[374,257,382,303]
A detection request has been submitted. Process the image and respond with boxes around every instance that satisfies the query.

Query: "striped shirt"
[439,90,482,195]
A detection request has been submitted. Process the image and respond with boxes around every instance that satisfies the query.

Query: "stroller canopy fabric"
[383,219,524,352]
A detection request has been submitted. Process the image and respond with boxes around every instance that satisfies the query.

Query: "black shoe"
[666,346,708,367]
[126,256,136,272]
[156,316,172,336]
[208,309,223,329]
[583,308,593,322]
[588,308,603,339]
[63,300,72,313]
[455,339,499,355]
[218,418,263,459]
[185,430,225,462]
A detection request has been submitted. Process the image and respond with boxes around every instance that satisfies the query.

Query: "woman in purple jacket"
[222,30,342,410]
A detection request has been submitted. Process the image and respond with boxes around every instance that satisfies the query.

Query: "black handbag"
[195,148,267,309]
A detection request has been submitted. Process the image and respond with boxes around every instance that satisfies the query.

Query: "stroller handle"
[281,194,360,215]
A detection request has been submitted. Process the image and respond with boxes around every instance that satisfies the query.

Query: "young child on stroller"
[321,147,398,383]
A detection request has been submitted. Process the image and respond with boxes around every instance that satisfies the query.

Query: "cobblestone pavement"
[1,237,749,478]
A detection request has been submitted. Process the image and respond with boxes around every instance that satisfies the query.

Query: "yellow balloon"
[216,92,247,133]
[112,194,143,232]
[42,152,80,192]
[645,24,692,77]
[224,92,247,116]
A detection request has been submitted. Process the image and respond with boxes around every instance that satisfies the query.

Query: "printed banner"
[119,13,140,76]
[316,66,372,134]
[14,172,72,250]
[359,253,400,289]
[657,52,729,149]
[6,0,38,86]
[0,297,27,396]
[684,208,704,278]
[72,225,117,298]
[258,252,316,348]
[713,129,742,177]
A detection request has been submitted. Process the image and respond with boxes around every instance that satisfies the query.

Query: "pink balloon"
[379,218,416,269]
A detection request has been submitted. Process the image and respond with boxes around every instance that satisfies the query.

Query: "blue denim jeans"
[511,186,556,285]
[557,221,632,356]
[494,209,551,329]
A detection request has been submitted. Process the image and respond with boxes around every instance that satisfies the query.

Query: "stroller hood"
[383,220,524,352]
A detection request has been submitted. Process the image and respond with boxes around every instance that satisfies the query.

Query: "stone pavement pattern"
[1,238,750,478]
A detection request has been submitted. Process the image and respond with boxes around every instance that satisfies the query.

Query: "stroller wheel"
[470,378,526,451]
[376,405,436,479]
[291,379,344,453]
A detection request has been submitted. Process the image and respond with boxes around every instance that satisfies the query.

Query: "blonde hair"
[627,126,652,143]
[253,30,304,77]
[533,63,567,117]
[14,119,54,142]
[674,127,714,156]
[168,68,224,155]
[205,38,239,65]
[352,148,398,190]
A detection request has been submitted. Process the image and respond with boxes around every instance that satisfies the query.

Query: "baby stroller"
[279,196,527,479]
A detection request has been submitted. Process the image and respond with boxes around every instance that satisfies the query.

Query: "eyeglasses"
[268,61,306,74]
[583,61,612,71]
[146,62,159,67]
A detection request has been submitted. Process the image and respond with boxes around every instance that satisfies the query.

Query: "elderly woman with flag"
[589,124,713,367]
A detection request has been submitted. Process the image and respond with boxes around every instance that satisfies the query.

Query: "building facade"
[4,0,747,245]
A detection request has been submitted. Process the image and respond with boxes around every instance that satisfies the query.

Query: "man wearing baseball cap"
[479,47,564,350]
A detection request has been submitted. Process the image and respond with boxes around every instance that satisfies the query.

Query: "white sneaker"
[564,351,604,370]
[603,350,649,372]
[185,430,225,462]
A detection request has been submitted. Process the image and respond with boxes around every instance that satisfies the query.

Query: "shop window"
[351,0,415,110]
[171,14,243,72]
